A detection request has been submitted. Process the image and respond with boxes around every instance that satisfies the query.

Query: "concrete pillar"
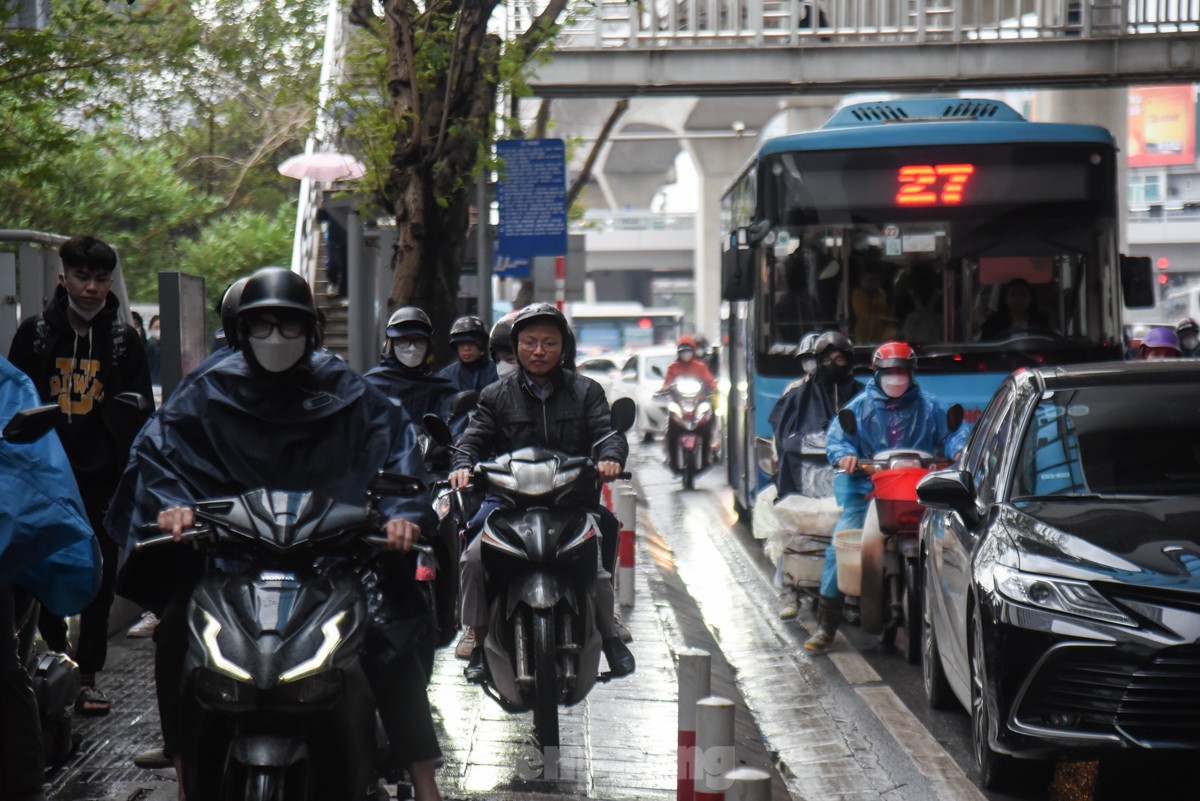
[685,138,757,341]
[1033,88,1129,251]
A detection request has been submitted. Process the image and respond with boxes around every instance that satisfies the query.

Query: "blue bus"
[720,97,1155,516]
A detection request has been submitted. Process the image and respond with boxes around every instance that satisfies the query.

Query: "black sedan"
[916,361,1200,789]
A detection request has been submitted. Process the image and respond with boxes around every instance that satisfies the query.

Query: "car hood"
[1004,497,1200,585]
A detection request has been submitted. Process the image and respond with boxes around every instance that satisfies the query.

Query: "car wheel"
[922,555,953,710]
[971,605,1012,789]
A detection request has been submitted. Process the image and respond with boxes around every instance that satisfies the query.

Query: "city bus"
[720,97,1154,515]
[565,301,685,354]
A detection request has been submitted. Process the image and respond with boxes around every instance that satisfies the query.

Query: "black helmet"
[237,267,317,319]
[489,310,520,360]
[219,276,250,348]
[1178,317,1199,335]
[448,315,489,349]
[386,307,433,341]
[511,302,576,368]
[814,331,853,361]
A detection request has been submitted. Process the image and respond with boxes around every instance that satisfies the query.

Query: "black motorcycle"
[134,473,424,801]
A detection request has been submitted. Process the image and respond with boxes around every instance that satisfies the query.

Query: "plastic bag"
[752,484,781,541]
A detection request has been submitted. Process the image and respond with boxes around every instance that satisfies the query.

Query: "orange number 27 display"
[896,163,975,206]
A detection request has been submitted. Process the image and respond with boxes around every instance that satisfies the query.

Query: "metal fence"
[538,0,1199,48]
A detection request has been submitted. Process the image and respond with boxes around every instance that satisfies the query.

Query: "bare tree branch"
[566,98,628,207]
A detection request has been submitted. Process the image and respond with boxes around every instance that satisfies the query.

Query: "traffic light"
[1157,256,1170,286]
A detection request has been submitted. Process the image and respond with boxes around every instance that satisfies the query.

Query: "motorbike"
[5,404,83,770]
[432,397,635,756]
[133,472,425,801]
[663,377,715,490]
[837,406,963,664]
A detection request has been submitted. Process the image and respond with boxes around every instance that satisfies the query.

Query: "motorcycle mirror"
[1,404,62,444]
[837,408,858,437]
[449,390,478,420]
[422,414,454,447]
[947,403,965,433]
[368,471,424,497]
[113,391,154,415]
[610,397,636,434]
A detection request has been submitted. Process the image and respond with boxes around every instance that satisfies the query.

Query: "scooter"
[664,377,715,490]
[133,473,425,801]
[442,398,635,756]
[837,405,963,664]
[6,404,83,770]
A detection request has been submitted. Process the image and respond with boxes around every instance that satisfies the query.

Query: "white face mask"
[801,356,818,375]
[1182,334,1199,351]
[394,340,428,368]
[879,373,911,398]
[68,296,102,322]
[250,330,307,373]
[497,360,518,378]
[679,350,693,362]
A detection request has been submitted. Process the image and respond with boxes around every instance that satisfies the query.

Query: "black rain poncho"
[769,374,863,498]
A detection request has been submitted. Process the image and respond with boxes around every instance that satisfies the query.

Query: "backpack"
[32,313,129,366]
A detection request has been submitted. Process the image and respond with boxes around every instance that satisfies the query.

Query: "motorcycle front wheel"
[532,608,560,752]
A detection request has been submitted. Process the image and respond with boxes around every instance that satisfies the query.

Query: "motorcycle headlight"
[993,565,1134,627]
[668,401,683,418]
[485,471,520,492]
[278,611,347,683]
[696,402,713,418]
[551,466,581,488]
[200,610,253,681]
[272,670,343,705]
[195,668,256,707]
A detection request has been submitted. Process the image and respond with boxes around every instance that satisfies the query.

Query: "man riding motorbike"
[659,335,717,473]
[806,341,956,653]
[1,355,98,801]
[437,315,499,393]
[106,267,444,801]
[365,307,460,426]
[767,332,863,619]
[448,303,636,683]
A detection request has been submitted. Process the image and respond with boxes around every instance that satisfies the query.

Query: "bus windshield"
[758,142,1122,375]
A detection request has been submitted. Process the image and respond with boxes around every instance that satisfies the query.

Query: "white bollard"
[724,767,771,801]
[601,480,614,512]
[695,696,735,801]
[615,489,636,608]
[677,649,712,801]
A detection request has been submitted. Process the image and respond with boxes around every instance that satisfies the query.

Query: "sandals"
[75,685,112,716]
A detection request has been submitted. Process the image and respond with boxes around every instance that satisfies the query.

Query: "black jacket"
[364,355,461,424]
[436,358,499,394]
[453,368,627,471]
[8,286,154,497]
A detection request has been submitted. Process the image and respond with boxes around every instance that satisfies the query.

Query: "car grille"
[1020,645,1200,745]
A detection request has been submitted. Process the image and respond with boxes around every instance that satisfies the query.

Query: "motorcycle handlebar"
[133,523,214,551]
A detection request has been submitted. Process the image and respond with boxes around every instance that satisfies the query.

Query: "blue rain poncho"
[825,378,955,464]
[0,356,98,615]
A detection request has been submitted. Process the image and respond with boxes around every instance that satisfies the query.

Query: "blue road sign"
[495,138,567,278]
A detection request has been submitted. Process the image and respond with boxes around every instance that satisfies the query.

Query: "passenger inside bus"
[849,258,893,344]
[892,258,943,344]
[981,278,1051,340]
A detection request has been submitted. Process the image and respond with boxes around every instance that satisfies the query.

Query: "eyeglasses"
[821,354,848,367]
[247,319,305,340]
[518,338,562,353]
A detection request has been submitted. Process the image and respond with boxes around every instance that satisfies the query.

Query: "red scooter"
[664,377,715,490]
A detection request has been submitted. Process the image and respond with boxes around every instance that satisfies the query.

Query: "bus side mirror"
[1120,255,1155,309]
[838,408,858,437]
[721,242,755,301]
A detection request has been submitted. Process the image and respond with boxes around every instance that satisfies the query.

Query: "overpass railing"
[536,0,1198,49]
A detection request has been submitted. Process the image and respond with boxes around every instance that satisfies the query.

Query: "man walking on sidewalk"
[8,235,154,716]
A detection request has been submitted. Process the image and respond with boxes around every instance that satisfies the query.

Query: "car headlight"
[993,565,1134,627]
[279,611,347,682]
[200,610,253,681]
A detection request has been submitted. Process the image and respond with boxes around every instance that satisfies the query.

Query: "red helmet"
[872,341,916,372]
[677,335,697,350]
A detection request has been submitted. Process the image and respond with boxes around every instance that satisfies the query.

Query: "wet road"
[46,439,1196,800]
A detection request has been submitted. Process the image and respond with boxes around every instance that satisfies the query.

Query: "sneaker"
[803,629,835,653]
[454,629,475,660]
[325,283,339,297]
[133,745,173,769]
[75,685,111,716]
[127,611,159,638]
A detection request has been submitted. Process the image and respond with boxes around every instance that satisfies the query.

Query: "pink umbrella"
[277,152,366,182]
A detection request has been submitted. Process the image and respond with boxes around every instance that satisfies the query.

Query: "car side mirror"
[113,391,154,416]
[916,469,980,527]
[1,404,61,444]
[1120,254,1155,309]
[610,397,636,433]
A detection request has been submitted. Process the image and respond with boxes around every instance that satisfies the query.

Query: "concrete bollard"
[677,649,712,801]
[695,696,736,801]
[615,489,637,607]
[723,767,771,801]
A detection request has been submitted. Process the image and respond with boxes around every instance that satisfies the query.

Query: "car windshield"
[645,354,675,381]
[1013,383,1200,499]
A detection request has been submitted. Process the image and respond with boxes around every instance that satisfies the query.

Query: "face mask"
[1182,334,1199,351]
[679,350,693,362]
[497,360,518,378]
[801,357,818,375]
[250,330,307,373]
[67,296,102,322]
[878,373,911,398]
[148,328,160,342]
[394,341,428,368]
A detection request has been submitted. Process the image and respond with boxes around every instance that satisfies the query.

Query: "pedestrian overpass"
[527,0,1199,97]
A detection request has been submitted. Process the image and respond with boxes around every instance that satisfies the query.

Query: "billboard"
[1129,84,1197,168]
[495,138,567,278]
